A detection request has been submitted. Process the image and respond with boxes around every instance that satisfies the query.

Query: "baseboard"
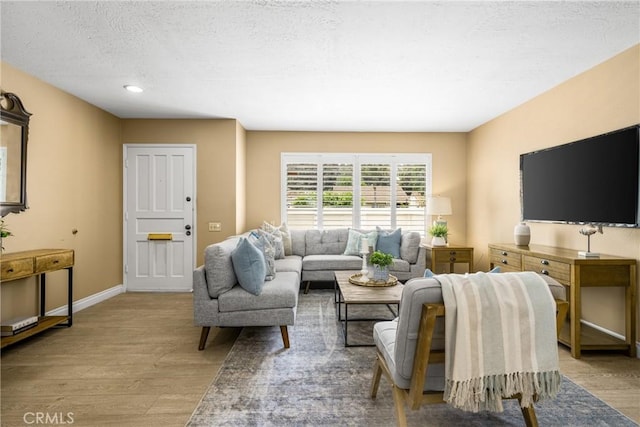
[45,284,124,316]
[581,319,640,359]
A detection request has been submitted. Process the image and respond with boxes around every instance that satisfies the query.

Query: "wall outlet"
[208,222,222,232]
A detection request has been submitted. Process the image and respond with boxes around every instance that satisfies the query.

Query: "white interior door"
[124,145,195,291]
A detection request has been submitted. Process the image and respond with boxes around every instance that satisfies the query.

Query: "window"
[281,153,431,234]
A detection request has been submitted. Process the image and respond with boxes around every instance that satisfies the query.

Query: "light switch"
[208,222,222,232]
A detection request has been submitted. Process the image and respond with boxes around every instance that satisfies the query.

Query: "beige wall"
[0,62,122,321]
[245,131,468,243]
[467,44,640,337]
[235,122,247,234]
[121,119,242,266]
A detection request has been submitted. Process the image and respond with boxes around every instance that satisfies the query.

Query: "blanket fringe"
[444,370,562,413]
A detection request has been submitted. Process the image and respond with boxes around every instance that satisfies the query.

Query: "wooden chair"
[370,274,569,427]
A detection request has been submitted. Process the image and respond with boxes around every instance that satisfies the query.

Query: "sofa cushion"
[257,228,285,259]
[290,229,306,256]
[218,271,300,313]
[305,229,348,255]
[400,231,421,263]
[262,221,292,256]
[302,254,363,271]
[204,237,240,298]
[390,258,411,272]
[376,227,402,258]
[275,255,303,276]
[248,231,276,281]
[231,238,267,296]
[343,228,378,256]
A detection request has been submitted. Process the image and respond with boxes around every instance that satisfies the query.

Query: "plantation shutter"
[396,163,427,230]
[360,163,392,229]
[285,163,318,229]
[322,163,354,229]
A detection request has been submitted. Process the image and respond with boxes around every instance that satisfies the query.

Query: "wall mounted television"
[520,124,640,228]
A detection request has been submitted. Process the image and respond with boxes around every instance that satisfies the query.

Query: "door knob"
[185,225,191,230]
[186,196,191,202]
[186,231,191,236]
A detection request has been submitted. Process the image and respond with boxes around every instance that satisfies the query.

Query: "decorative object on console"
[428,222,448,247]
[578,224,603,258]
[370,250,393,282]
[514,222,531,246]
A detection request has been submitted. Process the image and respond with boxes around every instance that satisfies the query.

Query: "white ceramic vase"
[514,222,531,246]
[431,236,447,247]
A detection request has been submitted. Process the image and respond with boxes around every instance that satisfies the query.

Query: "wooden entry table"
[1,249,74,348]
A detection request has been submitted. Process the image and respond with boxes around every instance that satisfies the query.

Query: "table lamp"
[427,196,452,227]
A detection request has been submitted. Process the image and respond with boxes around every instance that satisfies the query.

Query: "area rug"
[187,290,637,427]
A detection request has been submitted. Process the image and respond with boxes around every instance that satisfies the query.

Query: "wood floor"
[1,292,639,426]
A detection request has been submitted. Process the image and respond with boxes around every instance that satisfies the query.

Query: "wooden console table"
[489,243,636,358]
[423,244,474,274]
[1,249,74,348]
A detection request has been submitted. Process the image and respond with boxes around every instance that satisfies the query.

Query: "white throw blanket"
[437,272,561,413]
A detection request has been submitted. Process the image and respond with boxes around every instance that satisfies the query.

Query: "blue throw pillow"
[376,227,402,258]
[231,237,267,296]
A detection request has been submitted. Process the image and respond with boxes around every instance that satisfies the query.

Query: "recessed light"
[124,85,143,93]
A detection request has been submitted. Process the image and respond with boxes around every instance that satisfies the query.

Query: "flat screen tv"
[520,124,640,227]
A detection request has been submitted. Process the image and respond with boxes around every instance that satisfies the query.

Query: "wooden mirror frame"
[0,91,32,217]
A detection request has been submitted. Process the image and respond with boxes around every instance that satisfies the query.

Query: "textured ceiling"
[1,1,639,132]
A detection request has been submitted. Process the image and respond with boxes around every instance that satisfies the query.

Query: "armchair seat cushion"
[374,319,445,391]
[218,272,299,313]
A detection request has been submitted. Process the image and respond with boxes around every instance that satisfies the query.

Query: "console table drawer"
[523,255,570,284]
[489,248,522,269]
[1,258,34,281]
[35,251,74,273]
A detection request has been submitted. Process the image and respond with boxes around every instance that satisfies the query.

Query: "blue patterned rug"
[187,290,637,426]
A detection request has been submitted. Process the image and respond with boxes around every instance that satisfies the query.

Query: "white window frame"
[281,153,432,233]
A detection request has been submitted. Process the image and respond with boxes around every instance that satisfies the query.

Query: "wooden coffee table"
[334,270,404,347]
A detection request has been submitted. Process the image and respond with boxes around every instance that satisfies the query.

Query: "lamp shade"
[426,196,452,216]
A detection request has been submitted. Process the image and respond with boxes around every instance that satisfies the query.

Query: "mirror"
[0,92,31,217]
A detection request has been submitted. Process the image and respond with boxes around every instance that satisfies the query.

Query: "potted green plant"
[369,250,393,281]
[0,219,12,251]
[428,223,448,247]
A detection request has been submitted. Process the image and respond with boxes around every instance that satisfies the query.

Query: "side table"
[422,244,474,274]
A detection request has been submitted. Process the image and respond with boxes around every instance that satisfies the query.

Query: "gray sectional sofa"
[194,227,426,350]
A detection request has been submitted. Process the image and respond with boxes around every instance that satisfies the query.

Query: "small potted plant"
[0,219,12,251]
[428,223,448,247]
[369,250,393,281]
